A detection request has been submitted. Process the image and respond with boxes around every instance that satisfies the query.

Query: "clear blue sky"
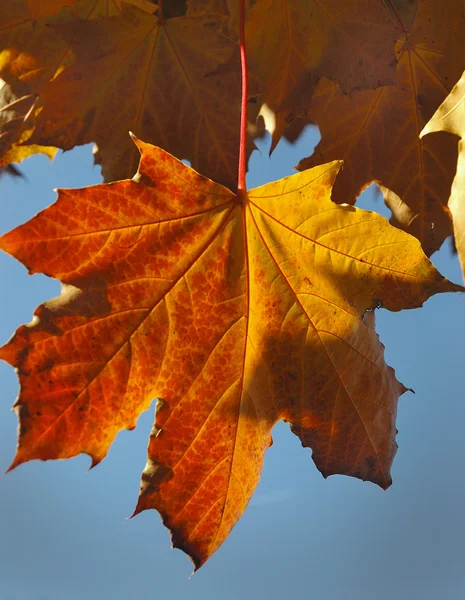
[0,128,464,600]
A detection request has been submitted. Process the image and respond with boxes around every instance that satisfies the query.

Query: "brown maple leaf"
[0,137,461,567]
[296,0,465,256]
[0,0,128,174]
[0,0,124,88]
[25,1,245,187]
[246,0,400,147]
[0,1,134,177]
[421,70,465,279]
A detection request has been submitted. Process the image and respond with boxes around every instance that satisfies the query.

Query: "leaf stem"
[237,0,248,194]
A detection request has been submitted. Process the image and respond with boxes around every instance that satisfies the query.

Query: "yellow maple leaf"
[421,70,465,279]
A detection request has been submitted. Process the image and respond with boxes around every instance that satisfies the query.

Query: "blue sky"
[0,128,464,600]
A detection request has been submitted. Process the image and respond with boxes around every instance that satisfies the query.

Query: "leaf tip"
[88,455,102,470]
[380,476,393,491]
[419,112,443,139]
[131,498,206,570]
[128,131,142,150]
[173,539,204,573]
[448,280,465,294]
[401,384,415,395]
[128,131,146,159]
[418,124,429,139]
[6,452,25,473]
[129,504,142,520]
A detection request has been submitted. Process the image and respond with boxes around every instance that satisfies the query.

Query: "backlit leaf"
[28,2,243,187]
[0,0,123,88]
[0,78,56,172]
[246,0,399,147]
[297,0,465,256]
[421,70,465,279]
[0,1,127,175]
[0,138,460,567]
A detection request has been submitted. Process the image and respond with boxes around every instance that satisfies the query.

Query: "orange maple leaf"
[0,138,460,567]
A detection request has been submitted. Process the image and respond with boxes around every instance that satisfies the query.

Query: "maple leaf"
[421,70,465,279]
[0,0,129,170]
[296,0,465,256]
[246,0,399,146]
[0,138,460,567]
[0,1,129,176]
[0,0,124,88]
[25,2,245,187]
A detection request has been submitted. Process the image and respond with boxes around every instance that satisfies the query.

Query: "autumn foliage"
[0,0,464,568]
